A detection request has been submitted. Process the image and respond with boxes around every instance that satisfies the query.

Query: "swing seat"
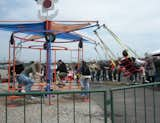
[120,57,142,77]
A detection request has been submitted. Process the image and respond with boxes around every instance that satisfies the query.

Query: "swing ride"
[0,0,143,94]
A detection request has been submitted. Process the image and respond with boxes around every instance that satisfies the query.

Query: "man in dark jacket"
[56,60,67,83]
[79,61,91,101]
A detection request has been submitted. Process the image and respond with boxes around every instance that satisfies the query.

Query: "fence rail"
[0,90,108,123]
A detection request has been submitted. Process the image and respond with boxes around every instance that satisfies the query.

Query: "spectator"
[79,61,91,101]
[108,60,114,81]
[95,64,101,82]
[89,62,96,82]
[56,60,68,84]
[145,56,156,82]
[113,61,118,82]
[100,62,107,81]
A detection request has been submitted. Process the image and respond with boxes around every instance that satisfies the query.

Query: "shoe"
[21,89,26,93]
[30,96,36,100]
[144,80,149,83]
[143,80,149,84]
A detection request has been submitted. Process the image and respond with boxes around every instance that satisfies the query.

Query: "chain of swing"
[92,24,140,66]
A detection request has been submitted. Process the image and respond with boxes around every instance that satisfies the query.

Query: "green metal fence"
[0,90,109,123]
[110,82,160,123]
[1,82,160,123]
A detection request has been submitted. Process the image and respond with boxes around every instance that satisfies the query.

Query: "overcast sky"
[0,0,159,62]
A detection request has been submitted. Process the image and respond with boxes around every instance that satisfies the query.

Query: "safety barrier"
[0,90,109,123]
[110,82,160,123]
[1,82,160,123]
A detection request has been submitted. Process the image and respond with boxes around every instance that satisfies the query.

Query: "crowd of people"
[6,50,159,99]
[88,50,158,84]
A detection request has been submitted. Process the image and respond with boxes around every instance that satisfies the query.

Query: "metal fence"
[0,90,109,123]
[110,82,160,123]
[1,82,160,123]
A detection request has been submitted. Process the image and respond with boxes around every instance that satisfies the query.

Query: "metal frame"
[110,82,160,123]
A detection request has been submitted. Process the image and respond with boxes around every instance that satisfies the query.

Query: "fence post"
[143,87,147,123]
[89,92,91,123]
[57,94,59,123]
[73,93,76,123]
[5,96,7,123]
[110,90,114,123]
[41,94,43,123]
[134,88,137,123]
[152,86,156,123]
[104,91,107,123]
[123,89,127,123]
[24,95,26,123]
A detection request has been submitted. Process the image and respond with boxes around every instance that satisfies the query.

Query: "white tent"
[151,49,160,56]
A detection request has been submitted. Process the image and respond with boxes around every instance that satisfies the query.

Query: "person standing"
[145,56,156,82]
[56,60,68,84]
[79,61,91,101]
[89,62,96,82]
[95,63,101,82]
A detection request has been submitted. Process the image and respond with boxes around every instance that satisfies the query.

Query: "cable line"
[103,24,140,58]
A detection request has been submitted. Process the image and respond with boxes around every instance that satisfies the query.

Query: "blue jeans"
[17,74,34,92]
[80,77,90,96]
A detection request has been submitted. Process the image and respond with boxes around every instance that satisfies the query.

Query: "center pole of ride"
[45,20,52,105]
[46,39,52,92]
[45,20,52,92]
[45,21,56,103]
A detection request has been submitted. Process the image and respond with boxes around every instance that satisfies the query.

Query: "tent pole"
[54,50,56,83]
[12,40,16,90]
[8,42,11,91]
